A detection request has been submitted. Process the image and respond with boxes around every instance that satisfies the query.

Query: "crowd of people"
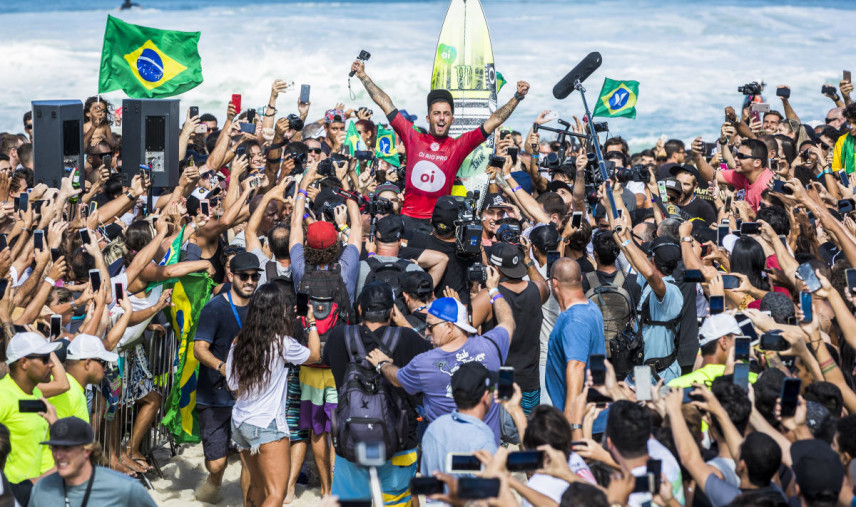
[1,54,856,507]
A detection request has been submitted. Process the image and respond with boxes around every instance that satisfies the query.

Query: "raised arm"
[776,86,802,124]
[482,82,530,135]
[352,61,396,116]
[486,266,516,338]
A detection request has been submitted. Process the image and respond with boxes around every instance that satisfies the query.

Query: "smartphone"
[0,280,8,297]
[488,155,505,168]
[457,477,500,500]
[750,103,771,113]
[189,106,199,118]
[760,331,789,351]
[18,192,28,212]
[710,295,725,315]
[546,250,561,277]
[778,235,788,248]
[19,399,48,413]
[447,453,484,474]
[779,378,801,418]
[543,111,559,122]
[740,222,760,235]
[738,318,758,343]
[683,388,705,404]
[771,179,790,194]
[734,363,750,391]
[838,199,855,214]
[506,451,544,472]
[735,189,746,201]
[231,93,241,114]
[647,459,662,490]
[800,291,812,323]
[634,365,652,401]
[300,84,311,104]
[589,354,606,385]
[200,199,211,217]
[78,228,91,245]
[841,170,851,188]
[734,336,750,362]
[721,275,740,290]
[410,477,444,496]
[507,147,519,165]
[296,292,309,317]
[50,314,62,338]
[724,195,733,211]
[88,269,102,292]
[571,212,583,229]
[796,262,821,292]
[89,201,98,215]
[586,389,612,404]
[776,87,791,99]
[196,123,208,134]
[114,282,125,301]
[684,269,704,283]
[239,122,256,134]
[846,268,856,294]
[657,181,668,202]
[497,366,514,401]
[845,70,852,83]
[717,225,729,247]
[33,229,44,251]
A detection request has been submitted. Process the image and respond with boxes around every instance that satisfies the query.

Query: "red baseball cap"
[306,221,338,249]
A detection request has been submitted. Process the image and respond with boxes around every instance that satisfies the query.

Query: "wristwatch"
[681,236,693,243]
[514,92,525,101]
[376,360,390,374]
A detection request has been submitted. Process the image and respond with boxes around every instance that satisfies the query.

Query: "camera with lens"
[455,191,483,256]
[539,152,560,170]
[367,196,394,216]
[317,158,336,177]
[467,263,487,283]
[615,164,651,184]
[286,113,304,132]
[495,218,522,245]
[357,50,371,62]
[738,82,763,95]
[592,121,609,133]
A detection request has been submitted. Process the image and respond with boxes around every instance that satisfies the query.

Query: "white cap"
[6,332,61,364]
[66,334,119,362]
[699,314,742,347]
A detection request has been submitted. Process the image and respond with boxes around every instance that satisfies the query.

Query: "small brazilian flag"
[593,78,639,119]
[345,121,366,157]
[98,15,203,98]
[375,124,400,167]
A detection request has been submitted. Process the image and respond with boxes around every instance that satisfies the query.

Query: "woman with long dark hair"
[227,283,320,507]
[727,236,771,310]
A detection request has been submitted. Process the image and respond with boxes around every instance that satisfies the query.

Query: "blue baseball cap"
[428,297,477,334]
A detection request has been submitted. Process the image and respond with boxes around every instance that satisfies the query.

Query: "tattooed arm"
[351,60,396,116]
[482,81,530,135]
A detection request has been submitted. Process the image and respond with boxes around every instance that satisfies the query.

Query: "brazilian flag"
[593,78,639,119]
[160,273,214,444]
[375,124,400,167]
[99,15,203,98]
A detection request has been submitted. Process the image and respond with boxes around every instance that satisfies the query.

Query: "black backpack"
[265,260,295,299]
[584,271,642,378]
[363,257,412,295]
[295,264,354,352]
[331,326,408,462]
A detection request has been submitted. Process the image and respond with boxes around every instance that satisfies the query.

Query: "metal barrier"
[91,317,178,489]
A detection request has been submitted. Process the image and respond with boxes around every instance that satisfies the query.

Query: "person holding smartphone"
[667,314,756,388]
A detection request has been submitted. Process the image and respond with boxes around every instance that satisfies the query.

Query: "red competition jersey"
[389,110,487,219]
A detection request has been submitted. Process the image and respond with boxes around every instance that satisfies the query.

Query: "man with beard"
[668,164,717,226]
[351,58,530,234]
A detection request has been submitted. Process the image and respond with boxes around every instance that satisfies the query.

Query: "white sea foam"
[0,1,852,150]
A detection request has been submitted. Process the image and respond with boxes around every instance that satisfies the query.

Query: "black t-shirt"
[194,293,248,406]
[322,324,431,449]
[678,196,717,226]
[576,256,595,274]
[406,232,477,304]
[671,262,701,368]
[483,282,543,391]
[580,269,643,308]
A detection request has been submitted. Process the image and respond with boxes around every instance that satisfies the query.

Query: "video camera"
[738,82,763,95]
[366,195,394,242]
[455,191,483,255]
[614,164,652,184]
[495,218,522,245]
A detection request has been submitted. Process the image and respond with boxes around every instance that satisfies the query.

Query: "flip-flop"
[132,457,154,472]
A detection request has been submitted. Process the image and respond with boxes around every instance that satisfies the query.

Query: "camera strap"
[63,465,96,507]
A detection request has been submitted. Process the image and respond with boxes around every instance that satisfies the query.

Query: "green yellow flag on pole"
[345,121,362,157]
[593,78,639,119]
[99,15,203,98]
[375,124,400,167]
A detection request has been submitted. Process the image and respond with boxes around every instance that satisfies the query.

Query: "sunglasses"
[308,148,323,154]
[826,117,839,123]
[24,124,32,131]
[236,272,261,282]
[734,152,757,160]
[200,172,214,180]
[26,354,51,363]
[426,321,448,333]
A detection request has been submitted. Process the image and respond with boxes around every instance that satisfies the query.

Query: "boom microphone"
[552,52,602,100]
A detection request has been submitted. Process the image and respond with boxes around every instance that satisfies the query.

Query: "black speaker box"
[31,100,85,189]
[122,99,180,187]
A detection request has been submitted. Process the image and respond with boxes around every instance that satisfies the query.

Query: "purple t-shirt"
[396,327,510,444]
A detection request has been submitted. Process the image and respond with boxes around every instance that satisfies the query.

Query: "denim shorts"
[231,418,288,454]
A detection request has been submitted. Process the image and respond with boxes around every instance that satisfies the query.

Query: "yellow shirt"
[48,373,89,423]
[668,363,758,388]
[0,375,54,483]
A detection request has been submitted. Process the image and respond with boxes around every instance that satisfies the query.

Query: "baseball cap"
[432,196,459,234]
[489,242,527,279]
[428,297,477,334]
[400,271,433,297]
[359,282,395,314]
[484,192,512,210]
[698,314,742,347]
[790,439,844,501]
[647,237,682,264]
[669,163,703,182]
[546,180,573,195]
[306,221,338,249]
[229,251,262,273]
[662,177,681,195]
[529,223,560,253]
[375,182,400,195]
[41,417,94,447]
[427,89,454,114]
[6,332,61,364]
[451,362,497,402]
[376,215,403,243]
[398,109,419,123]
[325,109,345,124]
[66,334,119,362]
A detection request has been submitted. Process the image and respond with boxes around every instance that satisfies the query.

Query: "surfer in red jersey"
[351,58,530,234]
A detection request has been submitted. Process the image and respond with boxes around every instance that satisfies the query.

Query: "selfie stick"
[369,466,383,506]
[576,80,619,218]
